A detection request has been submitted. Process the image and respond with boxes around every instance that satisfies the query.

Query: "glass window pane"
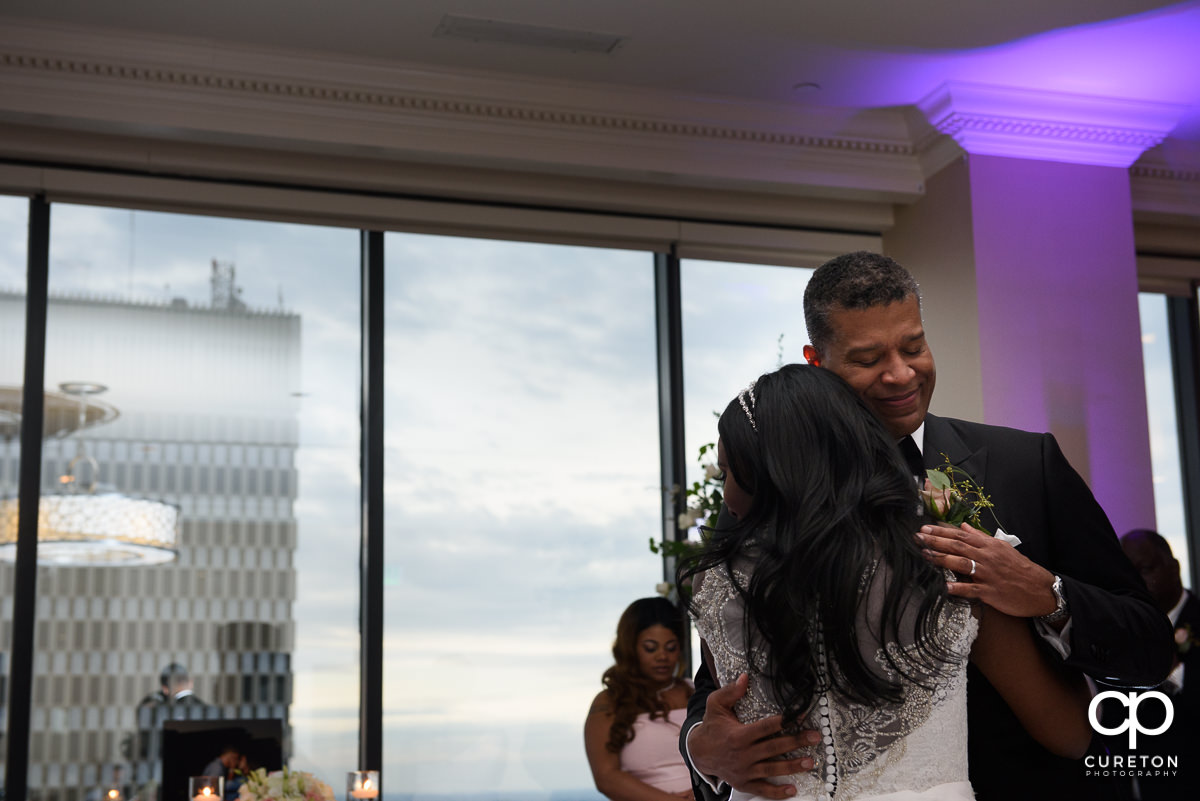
[680,258,814,510]
[382,233,660,798]
[678,258,814,663]
[0,194,30,774]
[9,204,360,800]
[1139,292,1191,586]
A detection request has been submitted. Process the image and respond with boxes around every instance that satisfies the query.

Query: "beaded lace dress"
[691,561,978,801]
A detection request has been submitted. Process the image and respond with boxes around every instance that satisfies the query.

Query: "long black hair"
[680,364,953,725]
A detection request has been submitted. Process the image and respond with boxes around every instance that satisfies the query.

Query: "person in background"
[136,666,173,711]
[133,662,198,801]
[585,597,695,800]
[201,745,241,785]
[134,665,177,761]
[1117,529,1199,799]
[162,663,199,704]
[223,753,252,801]
[163,662,209,721]
[135,662,195,762]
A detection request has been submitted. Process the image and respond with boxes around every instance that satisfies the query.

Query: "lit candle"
[345,772,376,796]
[349,780,378,800]
[190,775,222,801]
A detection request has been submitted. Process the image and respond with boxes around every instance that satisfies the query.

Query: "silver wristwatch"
[1038,574,1069,623]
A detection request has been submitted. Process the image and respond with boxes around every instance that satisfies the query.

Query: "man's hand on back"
[688,673,818,799]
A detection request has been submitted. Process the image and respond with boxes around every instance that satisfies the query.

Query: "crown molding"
[0,19,926,203]
[1130,141,1200,225]
[918,81,1185,168]
[3,21,1197,219]
[905,106,967,182]
[0,121,896,233]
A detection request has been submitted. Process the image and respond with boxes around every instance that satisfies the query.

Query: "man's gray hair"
[804,251,921,354]
[160,662,190,691]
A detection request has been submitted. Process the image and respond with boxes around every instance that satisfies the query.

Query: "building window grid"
[10,396,301,793]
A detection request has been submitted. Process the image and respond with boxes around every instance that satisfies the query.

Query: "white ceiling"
[2,0,1199,140]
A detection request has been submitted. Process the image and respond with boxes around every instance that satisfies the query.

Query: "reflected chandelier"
[0,382,178,566]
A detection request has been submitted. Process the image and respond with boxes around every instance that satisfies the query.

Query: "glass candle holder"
[347,771,380,800]
[190,776,224,801]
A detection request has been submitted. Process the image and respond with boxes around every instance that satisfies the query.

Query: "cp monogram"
[1088,690,1174,749]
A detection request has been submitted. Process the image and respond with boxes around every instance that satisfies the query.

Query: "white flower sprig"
[652,443,721,556]
[650,442,723,597]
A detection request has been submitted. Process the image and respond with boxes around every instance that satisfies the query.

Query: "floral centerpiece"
[238,768,335,801]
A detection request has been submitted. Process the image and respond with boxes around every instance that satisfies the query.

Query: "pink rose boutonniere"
[920,456,1021,547]
[1175,623,1200,655]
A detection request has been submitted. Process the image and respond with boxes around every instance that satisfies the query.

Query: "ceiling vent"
[434,14,624,54]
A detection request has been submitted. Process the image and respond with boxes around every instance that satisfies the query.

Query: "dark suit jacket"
[1124,590,1200,800]
[680,413,1174,801]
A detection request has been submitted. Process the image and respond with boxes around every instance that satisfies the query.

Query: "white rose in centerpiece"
[703,463,722,479]
[239,768,335,801]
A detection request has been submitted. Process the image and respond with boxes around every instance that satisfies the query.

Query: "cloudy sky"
[0,194,1188,798]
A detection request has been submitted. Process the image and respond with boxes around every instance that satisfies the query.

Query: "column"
[885,82,1183,534]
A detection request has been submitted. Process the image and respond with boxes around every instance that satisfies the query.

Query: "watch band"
[1038,574,1069,623]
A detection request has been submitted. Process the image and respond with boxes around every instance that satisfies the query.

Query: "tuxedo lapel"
[923,414,1006,534]
[923,413,988,482]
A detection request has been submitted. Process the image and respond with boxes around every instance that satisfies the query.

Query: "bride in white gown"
[680,365,1092,801]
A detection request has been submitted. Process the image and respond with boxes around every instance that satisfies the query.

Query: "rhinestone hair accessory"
[737,380,758,432]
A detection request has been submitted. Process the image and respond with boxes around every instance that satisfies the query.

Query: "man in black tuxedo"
[679,251,1174,801]
[1114,529,1199,799]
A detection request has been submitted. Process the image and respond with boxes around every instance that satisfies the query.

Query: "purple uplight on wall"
[802,1,1200,143]
[966,155,1154,532]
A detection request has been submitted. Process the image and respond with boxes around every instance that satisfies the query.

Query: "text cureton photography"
[1083,754,1180,779]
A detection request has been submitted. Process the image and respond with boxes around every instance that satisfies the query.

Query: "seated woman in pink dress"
[585,597,695,800]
